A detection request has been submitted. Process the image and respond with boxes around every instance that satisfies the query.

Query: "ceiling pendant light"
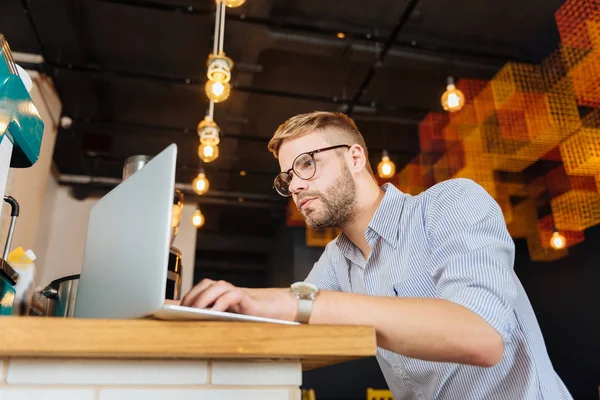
[192,170,210,195]
[441,76,465,113]
[197,113,220,163]
[377,151,396,179]
[192,208,205,228]
[550,230,566,250]
[205,53,233,103]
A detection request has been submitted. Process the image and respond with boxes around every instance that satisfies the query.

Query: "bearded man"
[182,111,571,400]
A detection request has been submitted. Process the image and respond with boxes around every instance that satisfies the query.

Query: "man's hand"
[181,279,298,321]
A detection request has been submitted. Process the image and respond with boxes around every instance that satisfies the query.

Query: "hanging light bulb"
[220,0,246,7]
[441,76,465,113]
[377,151,396,179]
[192,171,210,195]
[192,208,205,228]
[198,143,219,163]
[205,80,231,103]
[550,230,567,250]
[205,53,234,103]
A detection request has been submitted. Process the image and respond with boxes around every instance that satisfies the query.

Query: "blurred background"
[1,0,599,398]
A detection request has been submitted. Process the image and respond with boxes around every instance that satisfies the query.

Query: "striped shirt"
[306,178,572,400]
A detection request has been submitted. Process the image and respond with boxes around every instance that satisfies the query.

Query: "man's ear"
[347,144,367,173]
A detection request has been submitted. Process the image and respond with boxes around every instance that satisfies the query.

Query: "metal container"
[42,274,79,317]
[166,246,182,300]
[122,155,152,180]
[171,189,184,244]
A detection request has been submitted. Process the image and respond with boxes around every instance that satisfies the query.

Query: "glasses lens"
[293,153,316,180]
[274,172,292,196]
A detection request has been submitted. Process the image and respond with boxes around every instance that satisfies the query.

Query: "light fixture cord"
[212,1,221,56]
[218,2,226,54]
[208,100,215,120]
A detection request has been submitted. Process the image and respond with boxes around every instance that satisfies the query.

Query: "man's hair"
[268,111,374,175]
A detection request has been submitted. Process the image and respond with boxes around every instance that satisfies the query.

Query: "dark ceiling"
[1,0,567,282]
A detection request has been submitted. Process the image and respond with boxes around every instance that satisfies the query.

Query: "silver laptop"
[73,143,298,325]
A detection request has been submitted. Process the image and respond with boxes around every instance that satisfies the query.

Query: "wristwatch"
[290,281,319,323]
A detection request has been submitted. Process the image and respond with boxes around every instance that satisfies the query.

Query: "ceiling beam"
[66,118,421,158]
[57,173,286,204]
[346,0,420,115]
[89,0,519,65]
[20,61,429,116]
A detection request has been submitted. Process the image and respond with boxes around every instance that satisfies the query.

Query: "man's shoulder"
[414,178,483,200]
[403,178,488,211]
[401,178,492,229]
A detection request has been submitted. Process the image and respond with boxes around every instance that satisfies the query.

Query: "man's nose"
[289,172,308,195]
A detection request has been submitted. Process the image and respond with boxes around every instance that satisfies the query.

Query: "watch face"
[291,281,318,297]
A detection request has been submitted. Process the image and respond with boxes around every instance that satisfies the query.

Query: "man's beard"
[301,164,357,230]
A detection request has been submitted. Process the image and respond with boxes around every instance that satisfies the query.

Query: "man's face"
[278,132,357,230]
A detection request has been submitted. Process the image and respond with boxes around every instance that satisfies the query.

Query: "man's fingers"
[181,278,215,306]
[190,280,234,309]
[211,288,244,313]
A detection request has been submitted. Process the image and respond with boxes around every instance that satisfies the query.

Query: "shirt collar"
[367,183,405,246]
[336,183,406,255]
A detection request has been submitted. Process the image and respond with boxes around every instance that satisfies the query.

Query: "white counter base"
[0,358,302,400]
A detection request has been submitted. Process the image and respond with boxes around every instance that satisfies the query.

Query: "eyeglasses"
[273,144,351,197]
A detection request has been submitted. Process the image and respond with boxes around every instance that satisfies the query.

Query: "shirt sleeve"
[427,178,517,344]
[304,242,343,291]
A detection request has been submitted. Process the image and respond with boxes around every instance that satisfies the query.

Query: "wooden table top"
[0,317,377,370]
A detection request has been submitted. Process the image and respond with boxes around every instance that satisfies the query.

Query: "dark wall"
[267,224,295,287]
[513,229,600,400]
[292,228,325,282]
[303,357,388,400]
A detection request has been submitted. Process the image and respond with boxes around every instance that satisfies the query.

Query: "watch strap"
[296,298,313,323]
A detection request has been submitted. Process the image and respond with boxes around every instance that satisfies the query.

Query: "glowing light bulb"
[192,172,210,195]
[441,77,465,113]
[382,163,392,176]
[447,92,460,108]
[205,80,231,103]
[550,231,566,250]
[212,82,225,96]
[198,143,219,163]
[377,152,396,179]
[192,209,205,228]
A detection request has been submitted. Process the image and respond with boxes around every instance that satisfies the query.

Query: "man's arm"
[182,179,515,368]
[308,291,505,367]
[183,284,505,367]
